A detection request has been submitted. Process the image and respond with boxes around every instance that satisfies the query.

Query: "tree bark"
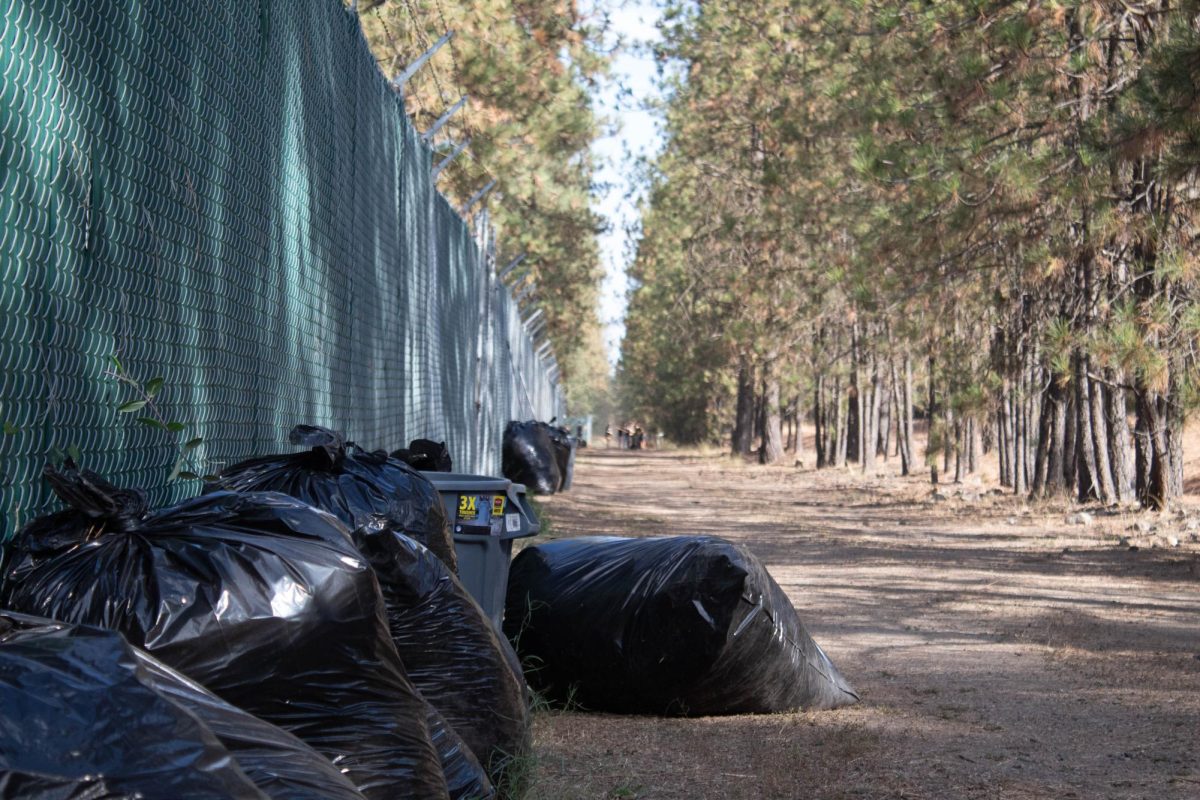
[1135,404,1149,503]
[879,378,892,461]
[793,394,806,466]
[759,367,784,465]
[1167,361,1185,501]
[863,355,883,473]
[953,416,965,483]
[891,356,914,476]
[1135,389,1170,510]
[926,354,937,479]
[943,407,954,476]
[1105,370,1132,502]
[814,377,827,468]
[732,355,755,456]
[1072,352,1104,502]
[1033,376,1069,498]
[998,382,1012,488]
[1087,372,1117,503]
[785,395,797,454]
[754,385,766,445]
[835,378,849,467]
[1062,382,1078,492]
[964,419,974,474]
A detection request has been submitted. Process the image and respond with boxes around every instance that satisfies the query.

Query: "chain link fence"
[0,0,561,539]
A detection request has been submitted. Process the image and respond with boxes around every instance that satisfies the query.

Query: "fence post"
[394,31,454,91]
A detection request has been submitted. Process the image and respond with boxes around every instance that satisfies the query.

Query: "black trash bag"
[502,421,562,495]
[209,424,457,573]
[392,439,453,472]
[503,535,859,715]
[0,612,365,800]
[0,613,266,800]
[355,521,531,785]
[426,704,495,800]
[544,426,576,492]
[0,463,449,800]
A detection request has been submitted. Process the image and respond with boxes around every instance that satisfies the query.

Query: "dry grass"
[518,438,1200,800]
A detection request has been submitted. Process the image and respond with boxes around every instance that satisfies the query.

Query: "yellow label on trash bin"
[491,495,506,516]
[457,494,478,520]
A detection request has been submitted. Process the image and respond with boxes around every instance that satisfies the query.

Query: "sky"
[587,1,665,368]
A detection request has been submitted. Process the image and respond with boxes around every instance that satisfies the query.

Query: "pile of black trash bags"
[502,420,575,495]
[0,425,530,800]
[0,422,861,797]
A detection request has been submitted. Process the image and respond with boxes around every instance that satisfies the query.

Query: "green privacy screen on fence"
[0,0,560,539]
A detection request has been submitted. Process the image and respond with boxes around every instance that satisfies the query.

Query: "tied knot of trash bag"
[43,460,148,532]
[289,424,349,470]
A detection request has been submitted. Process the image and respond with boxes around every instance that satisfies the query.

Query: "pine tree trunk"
[814,377,826,468]
[754,386,765,446]
[863,356,882,473]
[1031,390,1049,496]
[732,356,755,456]
[926,354,937,480]
[998,384,1012,487]
[1022,364,1033,493]
[1105,370,1132,502]
[785,395,797,454]
[835,378,849,467]
[1167,362,1185,502]
[1075,358,1117,503]
[1063,382,1078,493]
[890,356,913,475]
[1011,388,1023,493]
[943,407,954,476]
[1021,359,1035,492]
[760,367,784,465]
[1033,377,1069,498]
[1057,384,1074,494]
[1135,400,1151,504]
[1135,389,1170,510]
[794,394,806,467]
[879,379,892,461]
[903,353,914,476]
[846,387,860,464]
[964,417,974,472]
[953,416,965,483]
[829,377,842,467]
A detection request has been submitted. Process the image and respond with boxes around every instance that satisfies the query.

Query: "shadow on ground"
[524,448,1200,800]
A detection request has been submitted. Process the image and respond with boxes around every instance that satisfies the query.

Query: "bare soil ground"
[521,443,1200,800]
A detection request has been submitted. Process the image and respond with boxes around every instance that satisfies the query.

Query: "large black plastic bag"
[0,612,364,800]
[0,615,266,800]
[356,521,531,785]
[211,424,457,573]
[504,535,859,715]
[426,704,496,800]
[502,420,562,494]
[544,425,576,491]
[0,463,449,800]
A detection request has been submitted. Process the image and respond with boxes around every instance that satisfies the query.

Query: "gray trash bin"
[421,472,539,628]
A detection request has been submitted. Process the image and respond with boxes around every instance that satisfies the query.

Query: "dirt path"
[522,448,1200,800]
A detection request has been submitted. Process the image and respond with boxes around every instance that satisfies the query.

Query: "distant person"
[605,425,612,448]
[633,426,644,450]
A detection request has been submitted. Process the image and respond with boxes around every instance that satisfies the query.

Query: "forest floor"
[520,440,1200,800]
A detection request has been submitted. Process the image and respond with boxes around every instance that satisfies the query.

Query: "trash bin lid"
[419,472,512,493]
